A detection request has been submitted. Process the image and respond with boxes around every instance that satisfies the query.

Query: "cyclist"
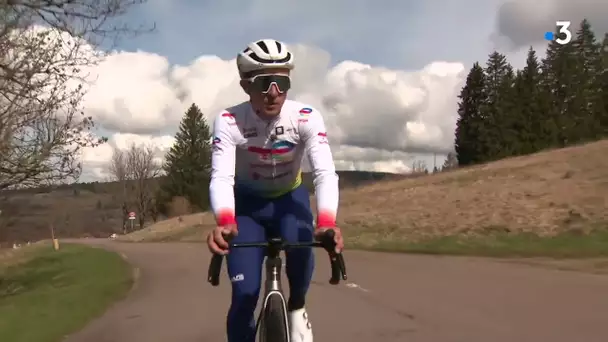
[206,38,344,342]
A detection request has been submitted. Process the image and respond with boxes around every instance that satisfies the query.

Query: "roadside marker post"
[49,223,60,251]
[128,212,136,232]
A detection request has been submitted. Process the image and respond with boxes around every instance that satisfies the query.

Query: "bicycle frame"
[256,237,291,341]
[207,230,347,342]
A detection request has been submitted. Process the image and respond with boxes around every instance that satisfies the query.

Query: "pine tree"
[481,51,517,160]
[442,152,459,170]
[569,19,602,142]
[455,62,487,166]
[514,47,543,154]
[453,18,606,168]
[592,32,608,137]
[539,23,578,147]
[158,103,213,214]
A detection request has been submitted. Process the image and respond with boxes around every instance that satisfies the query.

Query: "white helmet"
[236,39,295,78]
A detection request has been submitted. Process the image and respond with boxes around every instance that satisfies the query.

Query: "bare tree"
[411,159,428,174]
[0,0,152,190]
[148,196,159,223]
[107,146,130,233]
[108,147,128,183]
[126,143,160,230]
[4,0,152,47]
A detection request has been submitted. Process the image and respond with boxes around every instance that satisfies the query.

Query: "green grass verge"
[118,220,608,259]
[352,229,608,258]
[118,224,206,243]
[145,225,203,242]
[0,243,132,342]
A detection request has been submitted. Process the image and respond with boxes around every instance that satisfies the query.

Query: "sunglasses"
[245,74,291,94]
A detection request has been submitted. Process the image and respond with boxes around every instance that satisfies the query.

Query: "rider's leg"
[226,205,267,342]
[277,184,315,310]
[276,184,315,341]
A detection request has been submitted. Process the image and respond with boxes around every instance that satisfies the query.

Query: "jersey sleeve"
[299,108,340,228]
[209,111,237,226]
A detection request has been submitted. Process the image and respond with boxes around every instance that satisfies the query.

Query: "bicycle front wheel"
[259,292,289,342]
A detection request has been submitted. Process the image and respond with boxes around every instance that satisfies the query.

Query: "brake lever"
[336,253,347,280]
[319,228,348,283]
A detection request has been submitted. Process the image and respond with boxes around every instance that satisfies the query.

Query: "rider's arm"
[209,112,237,226]
[300,109,340,228]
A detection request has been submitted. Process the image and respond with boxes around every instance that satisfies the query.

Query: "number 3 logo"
[555,21,572,45]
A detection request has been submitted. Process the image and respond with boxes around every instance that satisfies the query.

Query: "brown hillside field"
[0,170,397,246]
[337,139,608,246]
[118,212,210,242]
[120,139,608,246]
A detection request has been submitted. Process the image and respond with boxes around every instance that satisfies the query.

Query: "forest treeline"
[455,19,607,165]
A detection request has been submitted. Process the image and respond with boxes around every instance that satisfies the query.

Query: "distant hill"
[302,170,407,191]
[0,170,407,246]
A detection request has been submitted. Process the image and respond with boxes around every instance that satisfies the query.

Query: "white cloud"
[111,133,175,152]
[75,43,465,180]
[81,51,184,134]
[80,133,175,180]
[22,1,599,182]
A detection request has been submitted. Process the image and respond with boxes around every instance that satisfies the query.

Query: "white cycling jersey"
[209,99,340,228]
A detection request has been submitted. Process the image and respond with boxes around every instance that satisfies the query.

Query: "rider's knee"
[230,292,259,314]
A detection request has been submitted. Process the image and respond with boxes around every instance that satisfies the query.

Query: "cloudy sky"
[77,0,608,181]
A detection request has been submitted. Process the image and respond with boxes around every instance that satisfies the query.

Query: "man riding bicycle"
[206,38,345,342]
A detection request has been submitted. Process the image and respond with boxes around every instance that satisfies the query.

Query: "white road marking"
[345,282,370,293]
[130,267,141,292]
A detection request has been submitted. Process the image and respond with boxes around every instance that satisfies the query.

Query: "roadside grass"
[115,214,608,272]
[116,212,210,243]
[0,243,132,342]
[148,224,204,242]
[0,241,48,266]
[117,216,608,259]
[348,226,608,258]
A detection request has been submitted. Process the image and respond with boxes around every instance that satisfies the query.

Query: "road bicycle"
[207,229,348,342]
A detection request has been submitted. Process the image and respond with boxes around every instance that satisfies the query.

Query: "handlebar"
[207,229,347,286]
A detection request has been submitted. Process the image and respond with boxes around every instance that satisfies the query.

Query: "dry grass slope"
[116,212,211,242]
[339,139,608,246]
[0,241,49,267]
[0,170,399,246]
[121,139,608,248]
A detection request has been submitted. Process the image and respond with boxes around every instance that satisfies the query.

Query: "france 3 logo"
[544,21,572,45]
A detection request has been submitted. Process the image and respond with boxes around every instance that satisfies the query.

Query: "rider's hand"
[315,226,344,254]
[207,224,238,255]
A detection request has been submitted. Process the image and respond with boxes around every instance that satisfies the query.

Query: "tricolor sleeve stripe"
[300,109,340,228]
[209,111,237,226]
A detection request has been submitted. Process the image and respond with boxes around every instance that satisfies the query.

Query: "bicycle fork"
[256,255,290,342]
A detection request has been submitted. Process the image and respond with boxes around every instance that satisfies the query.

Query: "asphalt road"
[63,239,608,342]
